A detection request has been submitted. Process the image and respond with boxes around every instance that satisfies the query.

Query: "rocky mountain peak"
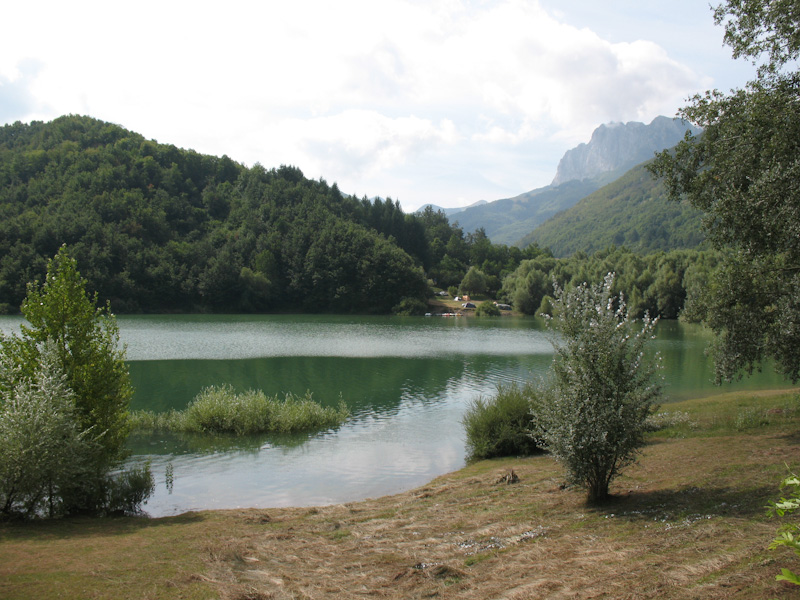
[551,116,699,186]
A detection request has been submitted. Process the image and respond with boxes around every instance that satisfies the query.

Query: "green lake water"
[0,314,791,516]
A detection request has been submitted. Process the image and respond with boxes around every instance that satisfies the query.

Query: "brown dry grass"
[2,389,800,599]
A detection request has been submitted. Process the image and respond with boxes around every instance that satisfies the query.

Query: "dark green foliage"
[0,116,430,314]
[519,163,706,257]
[393,297,429,316]
[418,207,549,293]
[713,0,800,71]
[462,382,542,462]
[475,301,501,317]
[649,1,800,382]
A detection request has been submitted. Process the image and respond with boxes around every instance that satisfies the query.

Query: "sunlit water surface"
[0,314,790,516]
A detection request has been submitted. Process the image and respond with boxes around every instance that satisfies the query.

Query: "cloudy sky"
[1,1,757,211]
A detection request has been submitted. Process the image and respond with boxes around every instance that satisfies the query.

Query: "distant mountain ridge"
[425,116,700,246]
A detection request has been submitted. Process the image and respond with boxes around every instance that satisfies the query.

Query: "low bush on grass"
[462,382,542,462]
[130,385,349,435]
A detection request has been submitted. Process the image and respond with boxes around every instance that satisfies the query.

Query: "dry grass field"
[2,389,799,599]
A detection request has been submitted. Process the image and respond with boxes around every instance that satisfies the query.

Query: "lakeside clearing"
[2,388,799,599]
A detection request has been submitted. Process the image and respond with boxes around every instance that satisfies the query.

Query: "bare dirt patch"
[198,428,799,600]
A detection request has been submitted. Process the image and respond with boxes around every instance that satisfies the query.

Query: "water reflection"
[128,353,554,414]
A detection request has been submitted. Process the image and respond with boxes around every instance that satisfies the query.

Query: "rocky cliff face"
[551,116,699,186]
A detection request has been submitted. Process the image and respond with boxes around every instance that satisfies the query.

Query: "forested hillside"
[0,116,434,313]
[0,116,544,314]
[517,163,706,257]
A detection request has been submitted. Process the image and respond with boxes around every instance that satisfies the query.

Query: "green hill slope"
[518,162,706,257]
[449,177,614,245]
[0,116,428,313]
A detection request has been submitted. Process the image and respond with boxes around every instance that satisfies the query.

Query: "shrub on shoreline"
[462,382,543,461]
[130,385,349,435]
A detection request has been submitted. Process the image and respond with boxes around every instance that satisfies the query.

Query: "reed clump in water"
[129,384,349,435]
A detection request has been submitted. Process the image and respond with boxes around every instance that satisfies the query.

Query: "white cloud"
[0,59,45,122]
[260,111,460,179]
[1,0,726,211]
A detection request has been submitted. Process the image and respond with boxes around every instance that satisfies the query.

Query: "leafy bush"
[768,473,800,587]
[462,382,542,462]
[533,273,662,503]
[537,295,554,317]
[475,301,501,317]
[130,385,349,435]
[9,247,133,465]
[0,346,91,518]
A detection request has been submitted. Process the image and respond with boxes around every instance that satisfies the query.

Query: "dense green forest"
[0,115,546,314]
[498,245,720,321]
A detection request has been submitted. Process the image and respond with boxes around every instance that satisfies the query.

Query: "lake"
[0,314,791,516]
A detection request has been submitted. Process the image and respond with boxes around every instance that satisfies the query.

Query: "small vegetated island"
[129,385,349,436]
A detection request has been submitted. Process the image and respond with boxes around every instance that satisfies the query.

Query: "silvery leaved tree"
[534,273,662,503]
[0,343,93,518]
